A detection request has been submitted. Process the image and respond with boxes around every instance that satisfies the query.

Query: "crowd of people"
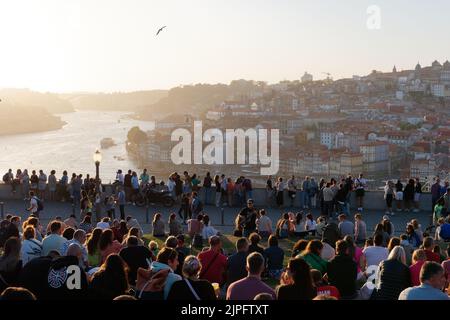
[0,168,449,301]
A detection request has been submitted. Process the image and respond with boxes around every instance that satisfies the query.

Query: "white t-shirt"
[256,215,272,233]
[355,178,367,190]
[363,246,389,268]
[306,219,317,231]
[30,197,38,213]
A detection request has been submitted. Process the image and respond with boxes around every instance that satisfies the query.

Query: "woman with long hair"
[117,220,129,243]
[372,223,390,247]
[372,246,411,300]
[122,227,144,247]
[99,229,122,264]
[80,190,92,218]
[86,228,103,267]
[292,239,309,257]
[79,214,93,233]
[277,257,316,300]
[276,213,290,238]
[0,237,22,292]
[299,240,328,275]
[152,213,165,237]
[168,213,182,236]
[90,254,130,300]
[343,235,366,278]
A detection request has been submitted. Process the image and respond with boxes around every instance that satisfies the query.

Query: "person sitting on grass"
[275,213,290,239]
[168,255,217,300]
[89,254,130,300]
[197,236,228,287]
[292,239,309,257]
[168,213,182,236]
[226,237,249,286]
[326,240,357,299]
[150,247,182,300]
[248,232,265,256]
[311,268,340,299]
[201,215,220,239]
[148,241,159,258]
[165,236,185,276]
[227,252,276,300]
[300,240,328,276]
[263,235,285,280]
[188,214,204,238]
[277,257,316,300]
[152,213,165,237]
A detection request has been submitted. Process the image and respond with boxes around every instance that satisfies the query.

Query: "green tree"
[127,126,147,144]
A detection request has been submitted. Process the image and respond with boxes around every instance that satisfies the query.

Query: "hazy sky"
[0,0,449,93]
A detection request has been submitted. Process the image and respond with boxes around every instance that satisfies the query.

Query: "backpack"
[34,197,44,211]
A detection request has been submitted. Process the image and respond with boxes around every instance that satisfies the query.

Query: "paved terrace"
[0,185,434,236]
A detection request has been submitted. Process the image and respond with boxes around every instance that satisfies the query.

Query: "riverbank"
[0,114,66,136]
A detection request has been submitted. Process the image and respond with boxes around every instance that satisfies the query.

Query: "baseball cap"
[382,215,390,220]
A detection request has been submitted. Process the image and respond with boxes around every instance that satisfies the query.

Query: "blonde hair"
[412,249,427,263]
[149,240,159,250]
[388,246,406,265]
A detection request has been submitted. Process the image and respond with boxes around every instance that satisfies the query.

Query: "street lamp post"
[93,150,102,190]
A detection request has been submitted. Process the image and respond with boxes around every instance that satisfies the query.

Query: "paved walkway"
[0,198,434,236]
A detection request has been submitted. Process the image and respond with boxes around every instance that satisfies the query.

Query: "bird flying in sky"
[156,26,166,36]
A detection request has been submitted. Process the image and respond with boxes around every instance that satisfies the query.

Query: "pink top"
[442,259,450,283]
[101,240,122,263]
[410,260,426,286]
[354,247,363,273]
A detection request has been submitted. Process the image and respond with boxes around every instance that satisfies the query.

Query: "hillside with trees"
[0,88,74,114]
[0,102,65,136]
[61,90,167,112]
[134,81,262,120]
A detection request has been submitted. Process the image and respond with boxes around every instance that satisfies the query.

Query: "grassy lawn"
[143,233,303,261]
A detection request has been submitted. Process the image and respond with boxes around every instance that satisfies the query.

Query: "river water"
[0,110,154,182]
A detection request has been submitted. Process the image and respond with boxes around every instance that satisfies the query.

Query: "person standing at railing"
[21,169,30,201]
[431,178,441,214]
[37,170,47,201]
[48,170,57,201]
[202,172,212,205]
[414,178,422,213]
[354,173,367,212]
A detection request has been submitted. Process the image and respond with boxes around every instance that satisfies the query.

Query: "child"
[148,240,159,258]
[305,213,317,236]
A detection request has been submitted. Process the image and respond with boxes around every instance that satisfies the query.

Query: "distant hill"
[0,88,74,114]
[60,90,168,112]
[0,102,65,136]
[134,83,233,120]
